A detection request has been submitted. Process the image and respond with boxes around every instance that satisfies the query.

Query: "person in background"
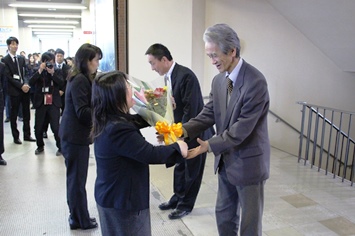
[29,52,64,156]
[1,36,35,144]
[65,57,73,67]
[47,49,55,54]
[0,61,6,165]
[59,43,102,230]
[20,51,28,65]
[33,53,40,65]
[55,48,70,115]
[145,43,214,220]
[184,24,270,236]
[91,71,188,236]
[42,48,71,138]
[25,53,38,108]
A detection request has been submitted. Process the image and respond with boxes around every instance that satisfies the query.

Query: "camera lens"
[46,62,53,69]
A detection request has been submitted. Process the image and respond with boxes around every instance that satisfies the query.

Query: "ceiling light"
[28,25,76,28]
[9,3,87,10]
[19,13,81,18]
[33,32,72,35]
[33,29,74,32]
[24,20,79,24]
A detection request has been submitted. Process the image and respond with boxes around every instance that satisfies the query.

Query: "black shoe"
[168,209,190,220]
[43,132,48,138]
[24,136,36,142]
[56,149,62,156]
[159,201,177,210]
[4,118,10,123]
[14,139,22,144]
[0,157,7,166]
[69,216,98,230]
[35,147,44,155]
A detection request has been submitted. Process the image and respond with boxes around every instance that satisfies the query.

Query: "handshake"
[157,132,209,159]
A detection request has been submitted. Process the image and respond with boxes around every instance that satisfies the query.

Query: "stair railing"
[297,102,355,186]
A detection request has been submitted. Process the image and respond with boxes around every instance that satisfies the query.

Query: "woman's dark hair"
[41,52,55,63]
[90,71,130,140]
[68,43,102,81]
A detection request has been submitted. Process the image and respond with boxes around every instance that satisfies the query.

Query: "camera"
[46,62,53,69]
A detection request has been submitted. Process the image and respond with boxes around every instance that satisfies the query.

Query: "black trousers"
[169,152,207,212]
[62,141,92,228]
[9,93,31,139]
[34,104,61,149]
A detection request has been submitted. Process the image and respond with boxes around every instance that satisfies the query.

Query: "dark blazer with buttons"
[1,54,27,96]
[183,60,270,186]
[94,115,184,211]
[59,73,92,145]
[29,69,64,109]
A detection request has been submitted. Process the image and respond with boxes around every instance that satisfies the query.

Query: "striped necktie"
[227,76,233,94]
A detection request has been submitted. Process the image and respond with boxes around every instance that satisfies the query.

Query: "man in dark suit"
[145,43,214,219]
[0,62,7,165]
[1,36,35,144]
[42,48,70,138]
[184,24,270,236]
[54,48,70,114]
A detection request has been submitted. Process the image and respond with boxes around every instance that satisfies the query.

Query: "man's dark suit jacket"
[29,69,64,109]
[59,73,92,146]
[171,63,214,146]
[1,54,27,96]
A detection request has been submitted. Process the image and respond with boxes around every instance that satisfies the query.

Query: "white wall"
[128,0,355,155]
[0,6,19,55]
[128,0,196,82]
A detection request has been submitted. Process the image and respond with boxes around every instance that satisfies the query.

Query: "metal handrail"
[297,101,355,186]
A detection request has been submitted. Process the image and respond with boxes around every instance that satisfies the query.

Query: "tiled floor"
[1,120,355,235]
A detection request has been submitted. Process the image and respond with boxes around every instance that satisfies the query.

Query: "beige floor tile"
[319,216,355,236]
[281,193,318,208]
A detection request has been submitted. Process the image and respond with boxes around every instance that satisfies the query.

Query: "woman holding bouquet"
[90,71,188,236]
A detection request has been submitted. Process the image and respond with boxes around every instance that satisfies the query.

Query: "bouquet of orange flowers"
[129,77,182,145]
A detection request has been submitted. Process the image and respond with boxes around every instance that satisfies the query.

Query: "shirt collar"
[9,53,17,59]
[165,61,176,80]
[226,58,243,85]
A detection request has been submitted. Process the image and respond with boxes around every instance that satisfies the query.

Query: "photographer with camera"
[29,52,64,155]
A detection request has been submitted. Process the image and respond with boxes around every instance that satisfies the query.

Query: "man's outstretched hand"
[186,138,209,159]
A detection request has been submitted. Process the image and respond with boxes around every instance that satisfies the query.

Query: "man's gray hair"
[203,23,240,57]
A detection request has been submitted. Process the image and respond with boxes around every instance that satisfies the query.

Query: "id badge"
[44,94,53,105]
[13,74,20,80]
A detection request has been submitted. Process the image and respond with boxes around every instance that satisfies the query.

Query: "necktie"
[58,64,61,69]
[14,56,22,82]
[164,75,168,86]
[227,77,233,94]
[14,56,18,72]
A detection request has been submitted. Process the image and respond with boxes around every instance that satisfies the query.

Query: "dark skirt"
[97,204,151,236]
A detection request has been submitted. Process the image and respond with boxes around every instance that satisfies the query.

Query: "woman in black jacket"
[91,71,188,236]
[59,43,102,230]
